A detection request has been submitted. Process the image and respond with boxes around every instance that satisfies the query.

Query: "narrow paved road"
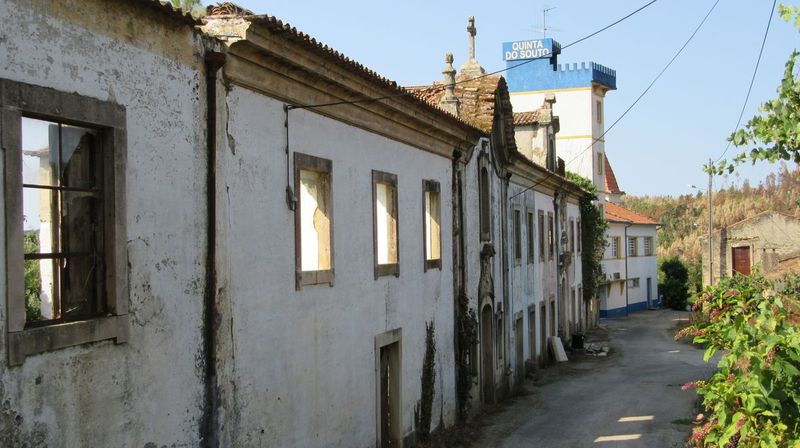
[470,309,715,448]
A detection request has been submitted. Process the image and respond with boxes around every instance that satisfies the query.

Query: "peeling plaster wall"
[459,141,507,407]
[0,0,208,446]
[216,85,456,447]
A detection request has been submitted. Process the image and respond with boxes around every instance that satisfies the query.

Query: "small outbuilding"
[703,211,800,286]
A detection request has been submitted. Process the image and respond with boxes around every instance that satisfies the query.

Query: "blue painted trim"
[599,300,648,318]
[505,58,617,92]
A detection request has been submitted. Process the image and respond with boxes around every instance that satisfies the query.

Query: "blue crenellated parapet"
[502,39,617,92]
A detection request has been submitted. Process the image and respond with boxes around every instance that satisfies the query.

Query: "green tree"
[24,233,41,322]
[566,172,609,303]
[659,257,689,310]
[714,4,800,174]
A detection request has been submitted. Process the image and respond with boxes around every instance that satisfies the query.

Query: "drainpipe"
[202,51,226,448]
[623,223,632,317]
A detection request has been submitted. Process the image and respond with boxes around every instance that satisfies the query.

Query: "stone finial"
[439,52,460,117]
[544,93,556,108]
[460,16,485,77]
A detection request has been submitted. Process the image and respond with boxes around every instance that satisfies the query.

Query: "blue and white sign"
[503,39,555,61]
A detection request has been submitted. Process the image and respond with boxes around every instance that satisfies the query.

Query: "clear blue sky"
[208,0,798,196]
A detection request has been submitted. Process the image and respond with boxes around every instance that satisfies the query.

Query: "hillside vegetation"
[621,163,800,265]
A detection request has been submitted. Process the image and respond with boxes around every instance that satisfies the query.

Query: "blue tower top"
[502,38,617,92]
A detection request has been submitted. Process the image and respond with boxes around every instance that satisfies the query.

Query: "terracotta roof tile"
[604,155,622,194]
[513,110,541,126]
[408,74,504,133]
[605,202,658,225]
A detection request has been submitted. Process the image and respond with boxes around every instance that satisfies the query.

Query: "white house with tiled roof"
[600,199,660,317]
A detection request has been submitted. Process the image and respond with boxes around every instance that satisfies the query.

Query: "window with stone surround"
[513,209,521,264]
[526,211,534,264]
[596,100,603,124]
[423,179,441,271]
[2,79,128,366]
[597,152,604,176]
[373,170,399,278]
[569,218,575,253]
[538,210,545,261]
[547,212,554,261]
[295,153,334,289]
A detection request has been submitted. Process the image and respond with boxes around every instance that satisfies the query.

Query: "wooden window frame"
[526,210,534,265]
[373,170,399,279]
[569,218,575,254]
[644,236,653,256]
[294,152,335,290]
[628,236,638,258]
[547,212,554,261]
[2,78,129,366]
[611,236,620,259]
[577,219,582,253]
[538,210,545,261]
[422,179,441,271]
[513,208,522,265]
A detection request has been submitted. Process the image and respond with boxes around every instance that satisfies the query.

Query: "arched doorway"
[481,304,495,403]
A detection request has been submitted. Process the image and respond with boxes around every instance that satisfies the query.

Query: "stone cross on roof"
[460,16,485,77]
[467,16,476,60]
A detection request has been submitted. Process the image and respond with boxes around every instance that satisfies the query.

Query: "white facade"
[0,1,211,446]
[506,183,583,372]
[216,86,457,446]
[599,222,659,318]
[510,87,609,192]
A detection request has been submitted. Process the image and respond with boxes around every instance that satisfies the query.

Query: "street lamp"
[689,176,713,286]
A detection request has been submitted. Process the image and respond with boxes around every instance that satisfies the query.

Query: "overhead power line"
[510,0,720,201]
[288,0,659,111]
[715,0,777,163]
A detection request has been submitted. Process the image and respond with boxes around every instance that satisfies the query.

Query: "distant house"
[703,211,800,286]
[600,202,659,317]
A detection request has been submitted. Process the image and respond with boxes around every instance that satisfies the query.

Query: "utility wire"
[510,0,720,201]
[288,0,659,111]
[715,0,777,163]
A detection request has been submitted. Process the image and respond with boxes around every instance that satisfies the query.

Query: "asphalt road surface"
[470,309,715,448]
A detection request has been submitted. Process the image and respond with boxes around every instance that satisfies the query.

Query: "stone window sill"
[7,315,129,366]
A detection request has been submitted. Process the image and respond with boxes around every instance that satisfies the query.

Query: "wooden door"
[540,304,547,365]
[732,247,751,276]
[379,347,392,448]
[515,317,524,385]
[481,305,495,403]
